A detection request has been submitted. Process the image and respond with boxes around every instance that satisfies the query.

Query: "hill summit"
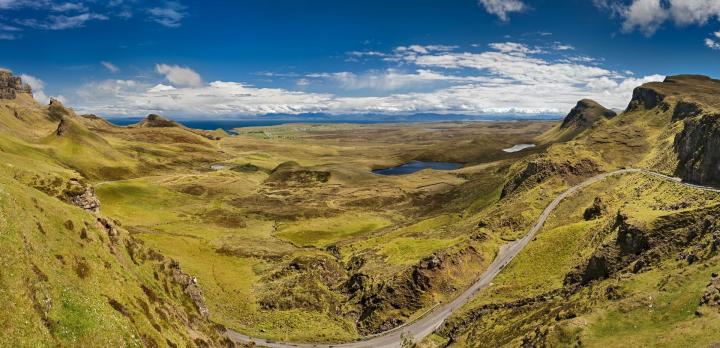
[134,114,182,128]
[560,99,617,130]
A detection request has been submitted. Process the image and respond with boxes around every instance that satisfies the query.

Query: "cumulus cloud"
[148,1,187,28]
[478,0,526,21]
[597,0,720,35]
[155,64,203,87]
[70,43,664,117]
[621,0,668,35]
[101,61,120,73]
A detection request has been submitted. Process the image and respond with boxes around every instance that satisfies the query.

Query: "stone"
[584,196,606,220]
[0,70,32,99]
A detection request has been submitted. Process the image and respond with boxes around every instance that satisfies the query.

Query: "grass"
[582,259,720,347]
[0,96,571,344]
[275,212,393,248]
[489,220,598,300]
[380,237,460,266]
[97,179,195,226]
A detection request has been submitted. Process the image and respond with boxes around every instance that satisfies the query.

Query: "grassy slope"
[0,153,227,347]
[0,98,232,347]
[430,77,720,347]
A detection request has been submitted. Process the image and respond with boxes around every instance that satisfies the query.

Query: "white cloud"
[488,42,543,55]
[621,0,668,35]
[17,13,108,30]
[101,61,120,73]
[51,2,88,12]
[307,69,502,91]
[148,1,187,28]
[669,0,720,25]
[706,37,720,50]
[3,1,182,33]
[478,0,526,21]
[70,43,664,117]
[553,43,575,51]
[155,63,203,87]
[598,0,720,35]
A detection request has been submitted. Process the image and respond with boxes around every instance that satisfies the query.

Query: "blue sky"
[1,0,719,117]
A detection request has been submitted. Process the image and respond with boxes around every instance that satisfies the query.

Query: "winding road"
[227,169,720,348]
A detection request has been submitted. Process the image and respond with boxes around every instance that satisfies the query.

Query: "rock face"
[561,99,617,130]
[625,85,667,112]
[673,113,720,185]
[624,75,720,185]
[0,70,32,99]
[501,158,600,198]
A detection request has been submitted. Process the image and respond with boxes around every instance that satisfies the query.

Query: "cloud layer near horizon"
[69,42,664,117]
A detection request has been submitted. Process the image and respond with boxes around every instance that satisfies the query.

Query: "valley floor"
[94,121,554,342]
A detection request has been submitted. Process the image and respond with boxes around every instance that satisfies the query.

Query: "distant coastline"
[106,113,563,131]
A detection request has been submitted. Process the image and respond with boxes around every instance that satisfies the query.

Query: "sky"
[1,0,720,118]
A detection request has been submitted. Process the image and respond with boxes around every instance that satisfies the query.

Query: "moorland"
[2,71,720,347]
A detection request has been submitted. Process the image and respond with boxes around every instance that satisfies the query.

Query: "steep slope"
[0,72,235,347]
[430,75,720,347]
[0,169,233,347]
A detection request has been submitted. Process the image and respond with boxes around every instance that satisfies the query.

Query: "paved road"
[227,169,719,348]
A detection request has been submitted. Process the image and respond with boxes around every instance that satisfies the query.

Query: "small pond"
[373,161,463,176]
[503,143,536,153]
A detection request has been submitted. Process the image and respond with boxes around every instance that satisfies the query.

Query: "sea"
[106,113,563,132]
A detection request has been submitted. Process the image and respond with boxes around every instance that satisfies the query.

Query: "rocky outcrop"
[625,75,720,113]
[168,260,210,318]
[626,85,668,112]
[672,100,703,121]
[501,158,600,198]
[70,188,101,213]
[354,246,483,334]
[566,207,720,286]
[583,197,606,220]
[0,70,32,99]
[673,113,720,185]
[265,161,331,187]
[700,273,720,308]
[560,99,616,130]
[134,114,181,128]
[258,255,347,313]
[48,98,73,121]
[55,116,71,136]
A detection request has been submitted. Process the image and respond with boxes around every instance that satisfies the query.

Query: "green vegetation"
[276,213,393,247]
[6,72,720,347]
